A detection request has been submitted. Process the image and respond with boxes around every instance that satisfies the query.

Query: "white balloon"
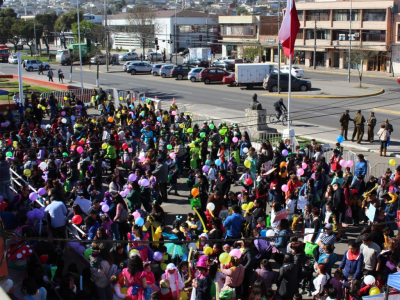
[206,202,215,211]
[364,275,375,285]
[243,147,249,153]
[188,242,197,251]
[266,229,275,238]
[62,118,67,124]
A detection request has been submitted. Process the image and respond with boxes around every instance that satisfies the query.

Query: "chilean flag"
[278,0,300,58]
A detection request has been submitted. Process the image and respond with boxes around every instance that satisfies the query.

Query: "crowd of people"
[0,89,399,300]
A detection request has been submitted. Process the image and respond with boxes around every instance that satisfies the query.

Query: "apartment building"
[295,0,400,73]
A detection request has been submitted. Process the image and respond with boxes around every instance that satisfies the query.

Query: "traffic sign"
[207,50,211,56]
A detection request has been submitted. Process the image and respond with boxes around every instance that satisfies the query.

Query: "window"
[305,10,330,21]
[297,30,304,39]
[209,69,216,74]
[362,30,386,42]
[398,24,400,41]
[333,10,360,21]
[220,25,254,36]
[217,69,225,74]
[297,11,303,21]
[363,9,386,21]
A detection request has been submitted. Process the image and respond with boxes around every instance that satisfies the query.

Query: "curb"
[263,88,384,99]
[302,68,398,80]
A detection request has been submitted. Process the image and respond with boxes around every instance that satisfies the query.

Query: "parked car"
[280,65,304,78]
[126,62,152,75]
[90,55,106,64]
[152,63,167,76]
[222,72,236,86]
[178,48,189,56]
[184,58,209,68]
[217,56,235,61]
[24,59,50,71]
[211,60,235,71]
[263,73,311,92]
[145,52,163,61]
[119,52,138,61]
[8,54,18,64]
[159,65,175,78]
[171,65,192,80]
[200,67,231,84]
[123,61,136,72]
[188,67,205,82]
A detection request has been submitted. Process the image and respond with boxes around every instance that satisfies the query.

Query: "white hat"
[166,263,177,270]
[0,279,13,293]
[199,233,208,239]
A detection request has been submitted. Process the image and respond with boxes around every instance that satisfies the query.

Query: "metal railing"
[10,169,43,207]
[369,163,393,178]
[322,149,370,178]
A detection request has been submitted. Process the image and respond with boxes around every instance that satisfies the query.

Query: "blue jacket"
[339,250,364,280]
[355,160,367,176]
[274,228,292,250]
[88,221,100,240]
[223,213,243,238]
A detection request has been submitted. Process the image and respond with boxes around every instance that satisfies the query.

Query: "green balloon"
[62,152,68,157]
[146,99,150,103]
[167,144,173,150]
[200,132,206,138]
[208,141,213,146]
[84,248,92,259]
[219,129,227,135]
[187,128,193,133]
[6,151,12,157]
[209,124,215,130]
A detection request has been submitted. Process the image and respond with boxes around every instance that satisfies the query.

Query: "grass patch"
[0,79,9,82]
[0,86,54,100]
[0,83,30,88]
[296,136,324,145]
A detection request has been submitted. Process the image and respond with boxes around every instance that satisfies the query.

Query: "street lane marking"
[373,107,400,115]
[171,90,192,94]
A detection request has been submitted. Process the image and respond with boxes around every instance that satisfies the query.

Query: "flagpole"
[288,53,291,132]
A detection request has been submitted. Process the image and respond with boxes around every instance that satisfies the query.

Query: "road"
[1,62,400,132]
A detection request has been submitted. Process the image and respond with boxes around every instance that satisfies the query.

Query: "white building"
[106,10,219,54]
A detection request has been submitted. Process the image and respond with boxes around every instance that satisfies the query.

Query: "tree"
[236,7,248,15]
[126,5,158,55]
[350,48,378,87]
[54,10,83,32]
[243,46,262,60]
[35,13,58,54]
[71,19,106,45]
[11,19,43,56]
[0,8,17,45]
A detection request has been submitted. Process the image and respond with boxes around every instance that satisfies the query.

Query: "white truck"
[188,47,211,61]
[235,63,277,89]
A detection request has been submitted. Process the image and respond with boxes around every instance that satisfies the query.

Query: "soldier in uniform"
[352,110,366,144]
[339,109,352,140]
[366,112,376,143]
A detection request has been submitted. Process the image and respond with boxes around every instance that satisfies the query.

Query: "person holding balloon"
[128,224,151,262]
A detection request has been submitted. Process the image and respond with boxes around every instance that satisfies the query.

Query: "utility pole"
[104,0,109,72]
[348,0,352,82]
[33,13,37,55]
[277,0,281,94]
[77,0,84,92]
[174,3,177,65]
[313,15,316,70]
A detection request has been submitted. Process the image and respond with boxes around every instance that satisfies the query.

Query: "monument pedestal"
[244,108,277,140]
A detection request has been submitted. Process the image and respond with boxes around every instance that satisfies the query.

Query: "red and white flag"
[278,0,300,58]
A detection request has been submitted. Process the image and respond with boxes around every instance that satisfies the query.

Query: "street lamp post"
[104,0,109,72]
[174,3,177,65]
[347,0,352,82]
[77,0,84,91]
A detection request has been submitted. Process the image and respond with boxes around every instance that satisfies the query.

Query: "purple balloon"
[77,245,85,254]
[153,251,163,261]
[29,192,38,202]
[40,206,46,212]
[141,179,150,187]
[69,242,80,249]
[282,149,288,156]
[27,211,35,220]
[202,165,209,172]
[38,188,46,196]
[102,204,110,213]
[35,210,44,219]
[124,188,130,195]
[128,174,137,182]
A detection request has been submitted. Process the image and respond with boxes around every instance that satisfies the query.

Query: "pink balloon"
[102,204,109,212]
[302,162,307,170]
[311,173,316,179]
[339,159,347,168]
[347,160,354,167]
[140,156,145,162]
[232,137,238,143]
[169,152,176,159]
[77,146,83,154]
[128,148,133,153]
[281,184,289,192]
[297,168,305,176]
[171,111,177,116]
[133,211,141,220]
[229,249,242,259]
[124,188,130,195]
[120,191,126,197]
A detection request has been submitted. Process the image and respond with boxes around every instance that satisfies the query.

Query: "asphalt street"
[1,62,400,132]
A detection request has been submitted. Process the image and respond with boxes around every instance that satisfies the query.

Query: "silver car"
[8,54,18,64]
[119,52,138,61]
[145,52,163,61]
[152,63,167,76]
[159,65,175,78]
[23,59,50,71]
[126,62,152,75]
[188,67,204,82]
[122,61,136,72]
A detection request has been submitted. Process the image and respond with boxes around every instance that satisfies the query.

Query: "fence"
[369,163,394,178]
[322,149,371,179]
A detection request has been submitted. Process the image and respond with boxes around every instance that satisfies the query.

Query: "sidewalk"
[181,103,400,163]
[294,64,399,79]
[262,80,384,99]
